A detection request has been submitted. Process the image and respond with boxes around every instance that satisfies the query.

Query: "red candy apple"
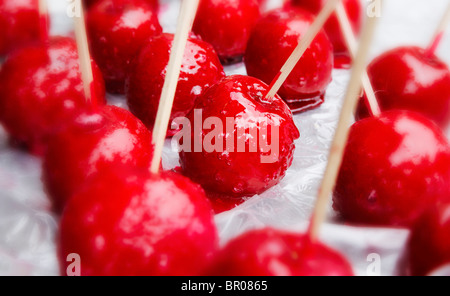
[43,105,154,213]
[408,203,450,276]
[0,36,105,155]
[333,111,450,227]
[244,8,333,113]
[205,228,354,276]
[126,33,225,137]
[58,167,218,276]
[0,0,41,56]
[356,46,450,129]
[193,0,261,64]
[179,75,300,200]
[257,0,267,9]
[290,0,362,68]
[86,0,162,94]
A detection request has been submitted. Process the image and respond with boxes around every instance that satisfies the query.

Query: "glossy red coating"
[205,228,354,276]
[84,0,159,11]
[0,36,105,156]
[244,8,333,113]
[290,0,362,68]
[193,0,261,64]
[408,204,450,276]
[43,105,154,213]
[257,0,267,8]
[0,0,41,56]
[179,75,300,199]
[58,167,218,276]
[86,0,162,94]
[334,111,450,227]
[126,33,225,137]
[356,46,450,129]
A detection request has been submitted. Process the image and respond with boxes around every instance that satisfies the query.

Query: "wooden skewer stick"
[38,0,49,44]
[426,2,450,55]
[150,0,200,174]
[335,1,381,117]
[308,8,381,241]
[74,0,96,106]
[264,0,341,101]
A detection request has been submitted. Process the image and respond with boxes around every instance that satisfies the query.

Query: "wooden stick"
[38,0,49,44]
[308,8,381,241]
[150,0,200,174]
[264,0,341,101]
[426,2,450,55]
[74,0,96,106]
[335,1,381,117]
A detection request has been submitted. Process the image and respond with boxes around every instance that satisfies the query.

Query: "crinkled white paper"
[0,0,449,276]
